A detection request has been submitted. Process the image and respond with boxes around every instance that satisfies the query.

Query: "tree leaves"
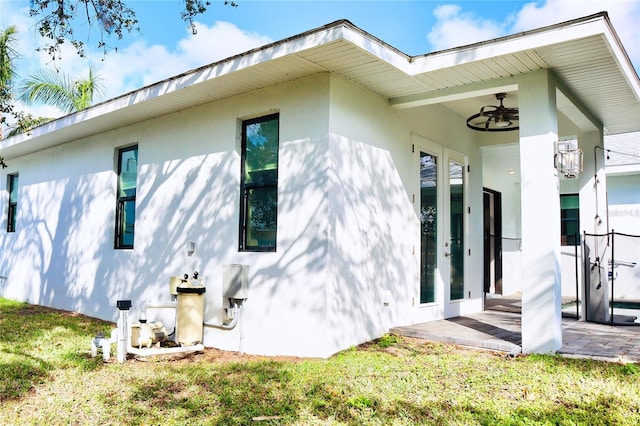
[28,0,238,60]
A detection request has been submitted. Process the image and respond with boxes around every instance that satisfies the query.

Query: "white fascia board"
[599,17,640,101]
[0,23,352,155]
[1,21,413,158]
[606,163,640,177]
[409,15,615,75]
[339,24,413,72]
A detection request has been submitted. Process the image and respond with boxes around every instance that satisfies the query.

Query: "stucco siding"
[0,71,486,357]
[0,74,335,357]
[326,75,416,352]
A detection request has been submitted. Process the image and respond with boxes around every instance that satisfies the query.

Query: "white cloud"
[426,1,640,71]
[1,5,272,125]
[92,20,273,100]
[427,5,508,50]
[512,0,640,70]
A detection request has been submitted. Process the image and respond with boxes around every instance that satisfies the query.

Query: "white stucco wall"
[481,144,523,297]
[607,173,640,301]
[323,76,484,351]
[0,72,486,357]
[608,174,640,235]
[325,76,416,353]
[0,74,334,357]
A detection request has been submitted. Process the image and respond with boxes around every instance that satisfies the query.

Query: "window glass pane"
[119,149,138,197]
[115,146,137,248]
[420,152,437,304]
[560,195,579,209]
[560,194,580,246]
[246,187,277,248]
[7,175,18,233]
[244,117,278,184]
[9,175,18,203]
[7,205,17,233]
[240,114,279,252]
[449,160,465,300]
[118,200,136,247]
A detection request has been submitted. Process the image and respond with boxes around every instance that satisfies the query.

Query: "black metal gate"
[583,231,640,325]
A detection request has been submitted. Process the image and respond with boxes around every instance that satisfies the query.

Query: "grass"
[1,297,639,425]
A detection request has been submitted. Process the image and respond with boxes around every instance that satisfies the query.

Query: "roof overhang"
[2,12,638,160]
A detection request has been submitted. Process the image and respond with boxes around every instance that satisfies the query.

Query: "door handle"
[444,252,451,257]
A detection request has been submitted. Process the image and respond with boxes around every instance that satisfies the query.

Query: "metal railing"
[583,230,639,325]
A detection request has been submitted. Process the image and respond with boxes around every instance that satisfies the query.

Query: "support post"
[518,70,563,354]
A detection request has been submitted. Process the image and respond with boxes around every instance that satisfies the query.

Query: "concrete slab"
[391,310,640,363]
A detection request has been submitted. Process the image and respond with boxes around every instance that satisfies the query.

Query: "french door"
[417,137,467,317]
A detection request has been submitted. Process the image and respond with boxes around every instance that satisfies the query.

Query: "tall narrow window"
[449,160,465,300]
[115,145,138,249]
[420,152,437,304]
[7,174,18,233]
[560,194,580,246]
[239,114,279,252]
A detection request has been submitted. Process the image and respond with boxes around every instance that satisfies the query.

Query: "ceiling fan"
[466,93,519,132]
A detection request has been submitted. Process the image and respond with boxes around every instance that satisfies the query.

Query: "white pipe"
[90,338,111,361]
[239,303,244,354]
[142,302,177,320]
[143,302,177,310]
[116,309,129,363]
[203,303,240,330]
[99,338,111,361]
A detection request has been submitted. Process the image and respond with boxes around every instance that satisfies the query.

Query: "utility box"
[223,264,249,300]
[176,280,206,346]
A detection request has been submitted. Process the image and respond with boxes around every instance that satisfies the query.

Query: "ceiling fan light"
[495,115,511,127]
[466,93,519,132]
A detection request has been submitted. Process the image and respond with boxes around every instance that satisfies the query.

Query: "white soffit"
[2,13,638,159]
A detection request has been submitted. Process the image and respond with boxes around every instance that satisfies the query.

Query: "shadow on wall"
[328,136,417,351]
[0,146,241,320]
[0,131,334,355]
[0,128,415,356]
[206,135,332,356]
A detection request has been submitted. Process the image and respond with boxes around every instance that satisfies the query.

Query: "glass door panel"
[420,151,438,304]
[448,160,465,300]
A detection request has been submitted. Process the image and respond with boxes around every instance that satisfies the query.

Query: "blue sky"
[2,0,639,121]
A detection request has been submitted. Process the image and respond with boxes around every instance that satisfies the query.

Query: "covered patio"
[391,297,640,363]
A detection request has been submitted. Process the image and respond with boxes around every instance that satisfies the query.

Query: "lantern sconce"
[554,140,583,179]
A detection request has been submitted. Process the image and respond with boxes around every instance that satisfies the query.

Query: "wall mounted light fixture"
[554,140,583,179]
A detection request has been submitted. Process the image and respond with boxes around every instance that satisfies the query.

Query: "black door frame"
[483,188,503,295]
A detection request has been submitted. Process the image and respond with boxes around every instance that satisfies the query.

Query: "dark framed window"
[239,114,279,252]
[7,174,18,233]
[560,194,580,246]
[115,145,138,249]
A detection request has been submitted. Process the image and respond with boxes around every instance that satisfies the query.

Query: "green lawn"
[1,297,638,425]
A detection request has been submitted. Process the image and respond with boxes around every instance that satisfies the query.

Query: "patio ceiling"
[2,12,638,160]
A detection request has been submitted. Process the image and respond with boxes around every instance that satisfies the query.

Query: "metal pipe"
[574,233,579,320]
[610,230,615,324]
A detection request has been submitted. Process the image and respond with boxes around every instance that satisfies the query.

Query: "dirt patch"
[125,347,307,364]
[15,304,95,318]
